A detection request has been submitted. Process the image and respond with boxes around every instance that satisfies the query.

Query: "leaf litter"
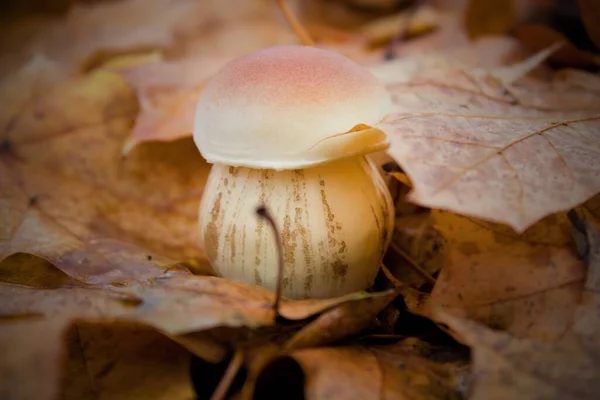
[435,215,600,400]
[1,0,600,399]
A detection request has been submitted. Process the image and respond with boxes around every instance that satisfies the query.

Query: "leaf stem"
[389,241,436,285]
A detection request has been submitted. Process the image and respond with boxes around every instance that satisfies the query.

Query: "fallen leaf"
[0,252,78,288]
[513,24,600,69]
[29,0,204,71]
[464,0,515,39]
[282,289,398,351]
[425,210,585,340]
[117,274,395,335]
[0,69,211,283]
[61,322,195,400]
[0,283,136,400]
[375,51,600,232]
[434,218,600,399]
[254,340,467,400]
[0,54,64,132]
[578,0,600,49]
[115,57,228,154]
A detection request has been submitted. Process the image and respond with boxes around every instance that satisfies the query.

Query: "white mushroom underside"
[198,156,394,299]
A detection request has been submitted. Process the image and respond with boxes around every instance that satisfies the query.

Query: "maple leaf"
[435,217,600,399]
[0,69,211,284]
[374,52,600,232]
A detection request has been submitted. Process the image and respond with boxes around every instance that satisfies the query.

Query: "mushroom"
[194,45,394,299]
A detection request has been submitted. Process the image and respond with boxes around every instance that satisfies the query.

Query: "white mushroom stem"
[198,155,394,299]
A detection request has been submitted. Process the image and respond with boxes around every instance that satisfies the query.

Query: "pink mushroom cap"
[193,45,391,169]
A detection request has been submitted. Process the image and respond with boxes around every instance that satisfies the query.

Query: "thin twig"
[256,205,284,319]
[209,351,244,400]
[276,0,315,46]
[389,241,436,285]
[380,262,407,289]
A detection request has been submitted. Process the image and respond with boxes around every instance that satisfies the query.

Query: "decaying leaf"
[27,0,205,71]
[0,283,137,400]
[255,340,467,400]
[0,256,402,398]
[0,69,211,281]
[117,274,394,335]
[425,210,585,340]
[375,51,600,232]
[3,1,600,399]
[282,289,398,351]
[115,58,223,154]
[62,322,195,400]
[435,218,600,399]
[113,0,300,153]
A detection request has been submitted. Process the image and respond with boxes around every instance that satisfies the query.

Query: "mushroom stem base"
[198,155,394,299]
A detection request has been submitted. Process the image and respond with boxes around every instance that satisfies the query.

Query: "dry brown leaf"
[438,311,600,399]
[28,0,205,71]
[374,52,600,232]
[113,0,300,152]
[425,210,585,340]
[0,283,136,400]
[464,0,515,39]
[0,253,79,288]
[115,58,224,154]
[0,55,64,132]
[0,69,212,283]
[254,341,466,400]
[117,274,394,335]
[579,0,600,49]
[282,289,397,351]
[513,24,600,69]
[0,263,398,399]
[436,219,600,399]
[61,322,194,400]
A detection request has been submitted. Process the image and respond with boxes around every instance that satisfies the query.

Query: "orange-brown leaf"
[425,210,585,340]
[117,274,394,335]
[0,70,210,284]
[116,57,229,153]
[255,342,466,399]
[0,283,136,400]
[437,219,600,400]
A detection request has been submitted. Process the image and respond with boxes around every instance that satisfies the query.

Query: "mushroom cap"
[193,45,391,169]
